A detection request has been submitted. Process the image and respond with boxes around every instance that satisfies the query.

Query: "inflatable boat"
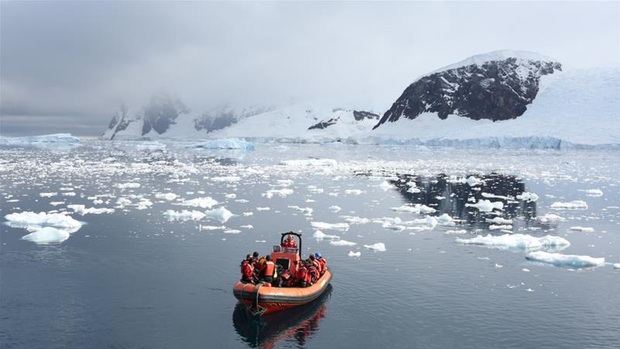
[233,232,332,316]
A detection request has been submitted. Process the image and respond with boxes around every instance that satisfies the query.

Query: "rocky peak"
[374,51,562,129]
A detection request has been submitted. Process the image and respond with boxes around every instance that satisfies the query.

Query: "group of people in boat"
[239,234,327,288]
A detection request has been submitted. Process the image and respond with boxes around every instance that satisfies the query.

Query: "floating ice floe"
[465,199,504,212]
[164,209,206,221]
[455,233,570,252]
[390,204,436,214]
[344,189,365,195]
[5,211,82,244]
[465,176,484,186]
[517,192,539,202]
[116,182,141,189]
[210,176,241,182]
[264,188,294,198]
[279,159,338,167]
[348,251,362,257]
[329,205,342,212]
[188,138,255,150]
[0,133,80,146]
[288,205,313,216]
[313,230,340,240]
[330,239,356,246]
[363,242,386,251]
[525,251,605,268]
[444,229,468,235]
[579,189,603,197]
[614,263,620,269]
[569,226,594,232]
[179,197,218,209]
[486,217,513,225]
[5,211,82,229]
[68,204,115,215]
[21,227,71,244]
[536,213,565,223]
[155,192,178,201]
[205,207,233,223]
[380,181,395,191]
[311,221,350,231]
[550,200,588,210]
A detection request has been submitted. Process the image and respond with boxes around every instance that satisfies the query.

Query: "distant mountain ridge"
[102,50,619,148]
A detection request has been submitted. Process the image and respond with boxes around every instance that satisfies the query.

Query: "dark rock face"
[141,94,190,135]
[374,57,561,129]
[308,110,379,130]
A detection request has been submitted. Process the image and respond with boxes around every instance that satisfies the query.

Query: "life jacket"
[262,261,276,278]
[317,258,326,273]
[308,265,319,282]
[296,266,308,282]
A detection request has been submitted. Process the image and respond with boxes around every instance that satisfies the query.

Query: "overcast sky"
[1,1,618,137]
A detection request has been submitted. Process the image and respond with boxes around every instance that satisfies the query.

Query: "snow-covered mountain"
[102,50,619,148]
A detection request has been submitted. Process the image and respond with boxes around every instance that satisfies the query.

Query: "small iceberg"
[21,227,71,244]
[348,251,361,257]
[455,233,570,252]
[525,251,605,268]
[363,242,386,252]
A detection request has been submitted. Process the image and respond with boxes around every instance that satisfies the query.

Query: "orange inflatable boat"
[233,232,332,316]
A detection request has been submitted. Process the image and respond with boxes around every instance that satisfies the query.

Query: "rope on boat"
[251,283,266,316]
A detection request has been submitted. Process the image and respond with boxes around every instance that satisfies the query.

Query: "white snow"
[525,251,605,268]
[455,234,570,252]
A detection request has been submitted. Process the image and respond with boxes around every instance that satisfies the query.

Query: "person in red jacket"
[281,233,297,249]
[240,255,256,284]
[259,255,276,284]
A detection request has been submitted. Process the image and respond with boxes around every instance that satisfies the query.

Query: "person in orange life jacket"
[314,252,326,275]
[307,260,320,284]
[240,254,256,284]
[259,255,276,283]
[295,262,309,287]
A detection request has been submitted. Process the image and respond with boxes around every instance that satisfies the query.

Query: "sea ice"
[363,242,386,251]
[550,200,588,209]
[330,240,356,246]
[163,210,206,221]
[465,199,504,212]
[348,251,362,257]
[517,192,539,202]
[569,226,594,232]
[21,227,71,244]
[264,188,294,198]
[313,230,340,240]
[188,138,255,150]
[525,251,605,268]
[205,207,233,223]
[579,189,603,197]
[311,221,350,231]
[5,211,82,229]
[68,204,115,215]
[455,233,570,252]
[537,213,565,223]
[180,197,218,209]
[279,159,338,167]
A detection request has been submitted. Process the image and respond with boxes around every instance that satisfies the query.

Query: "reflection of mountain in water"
[232,285,332,348]
[390,173,537,228]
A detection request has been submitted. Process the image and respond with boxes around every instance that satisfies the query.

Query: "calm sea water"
[1,141,619,349]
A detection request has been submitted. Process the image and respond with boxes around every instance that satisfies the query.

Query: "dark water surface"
[1,141,619,348]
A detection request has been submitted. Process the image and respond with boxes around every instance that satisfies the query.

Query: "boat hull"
[233,269,332,315]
